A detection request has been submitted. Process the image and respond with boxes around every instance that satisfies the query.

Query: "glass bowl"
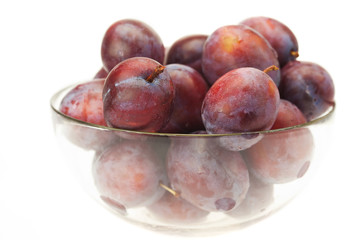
[50,82,335,235]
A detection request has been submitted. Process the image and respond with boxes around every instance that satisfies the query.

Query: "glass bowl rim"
[50,81,336,137]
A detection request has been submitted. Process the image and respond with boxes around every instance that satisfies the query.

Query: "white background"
[0,0,359,239]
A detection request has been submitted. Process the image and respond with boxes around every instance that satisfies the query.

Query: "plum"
[201,24,280,85]
[165,34,208,75]
[271,99,307,130]
[201,67,280,150]
[60,79,106,126]
[101,19,165,72]
[280,61,335,121]
[240,16,299,67]
[59,79,116,150]
[92,140,167,209]
[160,64,209,133]
[166,136,249,212]
[103,57,175,132]
[244,128,314,184]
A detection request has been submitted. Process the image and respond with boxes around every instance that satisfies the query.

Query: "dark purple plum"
[271,99,307,130]
[101,19,165,72]
[92,140,167,209]
[165,35,208,75]
[201,24,280,85]
[103,57,175,132]
[240,16,299,67]
[166,136,249,212]
[280,61,335,121]
[160,64,209,133]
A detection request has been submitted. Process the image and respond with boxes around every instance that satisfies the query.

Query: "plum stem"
[263,65,279,73]
[159,182,180,198]
[290,50,299,58]
[146,65,166,83]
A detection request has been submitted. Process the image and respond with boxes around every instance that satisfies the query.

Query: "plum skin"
[202,67,280,134]
[160,64,209,133]
[92,140,167,209]
[165,34,208,75]
[102,57,175,132]
[244,128,314,184]
[201,24,280,86]
[271,99,307,130]
[166,137,250,212]
[60,79,106,126]
[101,19,165,72]
[240,16,299,67]
[280,61,335,121]
[59,79,117,151]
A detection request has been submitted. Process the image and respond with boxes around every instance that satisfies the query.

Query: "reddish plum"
[240,16,299,67]
[59,79,116,150]
[160,64,209,133]
[271,99,307,130]
[280,61,335,121]
[165,35,208,75]
[147,191,209,224]
[244,128,314,184]
[103,57,175,132]
[166,137,249,212]
[101,19,165,72]
[92,140,167,209]
[201,67,280,150]
[60,79,106,126]
[201,25,280,85]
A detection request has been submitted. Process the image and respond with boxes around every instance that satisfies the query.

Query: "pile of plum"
[59,17,335,223]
